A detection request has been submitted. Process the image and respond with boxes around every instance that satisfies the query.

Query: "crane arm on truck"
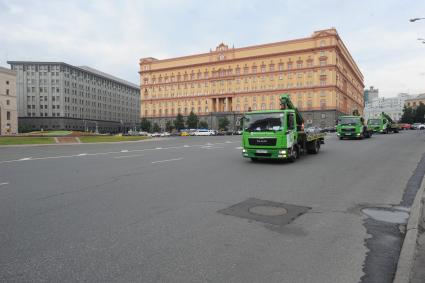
[279,94,304,127]
[381,112,394,123]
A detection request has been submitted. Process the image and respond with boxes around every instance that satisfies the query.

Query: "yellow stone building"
[139,28,364,128]
[405,94,425,109]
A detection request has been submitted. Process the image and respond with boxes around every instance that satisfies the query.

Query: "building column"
[216,98,219,112]
[225,97,229,112]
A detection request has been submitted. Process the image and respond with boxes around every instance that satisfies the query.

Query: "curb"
[393,175,425,283]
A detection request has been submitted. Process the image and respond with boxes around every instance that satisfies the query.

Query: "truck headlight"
[279,150,286,154]
[242,149,246,153]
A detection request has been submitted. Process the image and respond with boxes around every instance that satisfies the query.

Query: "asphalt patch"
[360,152,425,283]
[218,198,310,226]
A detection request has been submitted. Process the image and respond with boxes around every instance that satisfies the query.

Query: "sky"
[0,0,424,97]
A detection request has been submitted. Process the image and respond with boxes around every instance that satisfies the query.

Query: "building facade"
[140,28,364,129]
[0,67,18,135]
[364,93,413,122]
[405,93,425,109]
[363,86,379,105]
[7,61,140,133]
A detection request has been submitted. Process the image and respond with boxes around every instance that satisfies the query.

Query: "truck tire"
[339,137,343,140]
[307,140,320,154]
[251,158,258,162]
[288,146,298,163]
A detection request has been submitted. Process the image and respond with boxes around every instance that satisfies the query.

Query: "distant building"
[405,93,425,109]
[363,86,379,105]
[364,93,413,122]
[140,28,364,129]
[0,66,18,135]
[7,61,140,133]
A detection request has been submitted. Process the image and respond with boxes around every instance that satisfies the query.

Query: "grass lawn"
[0,137,56,145]
[78,136,150,143]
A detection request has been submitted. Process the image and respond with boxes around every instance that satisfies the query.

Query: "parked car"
[400,123,412,130]
[412,123,425,130]
[180,131,190,136]
[160,132,170,137]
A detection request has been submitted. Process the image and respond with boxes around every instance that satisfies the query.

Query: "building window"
[321,113,326,119]
[6,100,10,105]
[6,80,9,85]
[7,111,11,120]
[6,89,9,95]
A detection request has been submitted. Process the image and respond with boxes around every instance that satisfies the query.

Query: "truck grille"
[341,128,356,133]
[248,138,277,146]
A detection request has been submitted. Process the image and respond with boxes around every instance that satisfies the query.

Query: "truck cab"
[336,115,372,139]
[242,110,298,160]
[367,117,388,133]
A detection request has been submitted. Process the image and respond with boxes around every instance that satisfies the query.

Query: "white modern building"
[364,93,413,122]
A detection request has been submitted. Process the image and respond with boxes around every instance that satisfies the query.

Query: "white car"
[194,129,215,136]
[160,132,170,137]
[412,123,425,130]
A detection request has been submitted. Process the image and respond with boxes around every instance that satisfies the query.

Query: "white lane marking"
[114,154,144,159]
[205,143,213,146]
[236,146,243,149]
[226,141,232,143]
[121,150,129,153]
[0,182,9,186]
[0,142,216,165]
[151,158,183,164]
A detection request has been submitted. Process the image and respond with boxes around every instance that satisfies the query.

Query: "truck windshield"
[338,117,360,125]
[368,119,380,125]
[244,113,283,132]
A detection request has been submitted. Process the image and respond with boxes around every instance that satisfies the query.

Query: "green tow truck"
[241,94,325,162]
[336,113,373,140]
[367,112,400,134]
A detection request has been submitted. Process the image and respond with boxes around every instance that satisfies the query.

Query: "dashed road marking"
[151,158,183,164]
[19,157,31,161]
[0,182,9,186]
[114,154,144,159]
[78,153,87,156]
[120,150,129,153]
[236,146,243,149]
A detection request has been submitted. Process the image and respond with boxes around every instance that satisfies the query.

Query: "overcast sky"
[1,0,424,97]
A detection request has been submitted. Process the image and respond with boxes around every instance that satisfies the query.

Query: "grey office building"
[7,61,140,133]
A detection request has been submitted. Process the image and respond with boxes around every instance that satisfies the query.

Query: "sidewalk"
[410,193,425,283]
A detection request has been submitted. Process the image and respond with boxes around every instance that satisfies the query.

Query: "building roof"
[7,61,139,90]
[0,66,16,75]
[405,93,425,101]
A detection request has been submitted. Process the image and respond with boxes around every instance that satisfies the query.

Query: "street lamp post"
[410,18,425,22]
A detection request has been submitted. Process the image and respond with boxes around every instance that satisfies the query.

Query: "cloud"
[0,0,424,96]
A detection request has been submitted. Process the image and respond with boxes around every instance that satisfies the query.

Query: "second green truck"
[367,112,400,134]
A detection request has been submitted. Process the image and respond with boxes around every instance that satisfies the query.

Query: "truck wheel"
[339,137,343,140]
[288,147,298,162]
[307,141,320,154]
[250,158,258,162]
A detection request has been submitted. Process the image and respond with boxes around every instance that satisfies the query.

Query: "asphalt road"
[0,131,424,282]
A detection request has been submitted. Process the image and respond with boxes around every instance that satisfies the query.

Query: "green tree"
[186,111,199,128]
[414,102,425,123]
[174,113,185,131]
[165,120,174,132]
[152,123,160,132]
[218,117,230,131]
[400,105,414,124]
[198,120,209,129]
[140,118,151,132]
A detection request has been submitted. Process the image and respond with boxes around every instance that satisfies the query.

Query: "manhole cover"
[218,198,310,226]
[249,206,288,216]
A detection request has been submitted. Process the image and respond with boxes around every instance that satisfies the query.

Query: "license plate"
[345,133,351,135]
[256,149,268,153]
